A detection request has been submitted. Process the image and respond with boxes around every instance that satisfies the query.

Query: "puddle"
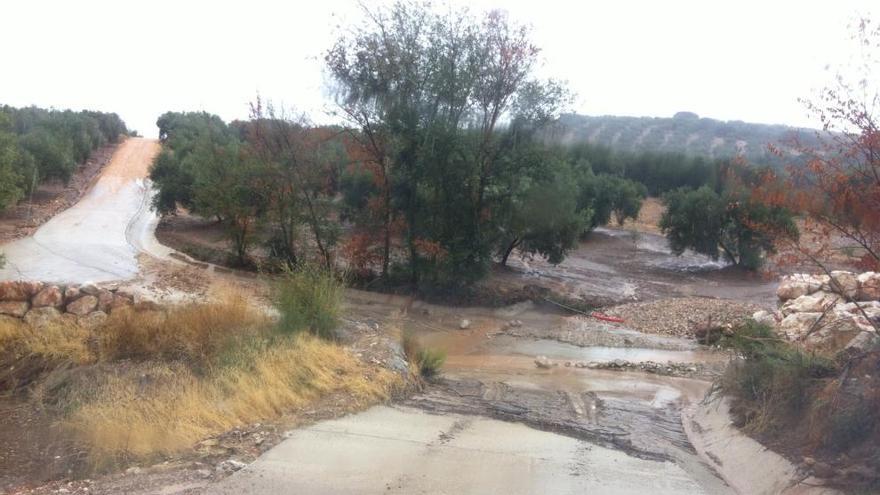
[484,337,728,364]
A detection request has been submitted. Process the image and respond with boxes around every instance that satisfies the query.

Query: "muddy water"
[342,287,743,492]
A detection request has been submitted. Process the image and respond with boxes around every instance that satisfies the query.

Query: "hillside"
[551,112,820,166]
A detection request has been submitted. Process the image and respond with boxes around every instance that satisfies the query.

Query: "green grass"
[274,265,344,339]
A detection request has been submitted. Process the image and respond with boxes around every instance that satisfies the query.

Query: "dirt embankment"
[0,144,118,245]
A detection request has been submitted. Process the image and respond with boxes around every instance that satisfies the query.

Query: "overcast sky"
[1,0,874,137]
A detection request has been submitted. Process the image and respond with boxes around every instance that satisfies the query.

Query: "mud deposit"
[328,289,757,493]
[489,227,778,306]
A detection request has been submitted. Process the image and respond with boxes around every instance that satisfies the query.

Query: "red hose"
[590,312,625,323]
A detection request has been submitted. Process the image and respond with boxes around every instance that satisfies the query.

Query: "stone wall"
[753,271,880,354]
[0,280,134,328]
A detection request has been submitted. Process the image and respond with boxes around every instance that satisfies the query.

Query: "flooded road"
[214,289,742,493]
[0,138,170,284]
[210,405,714,495]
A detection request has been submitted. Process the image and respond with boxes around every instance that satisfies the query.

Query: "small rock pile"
[605,297,762,338]
[754,271,880,353]
[0,280,134,329]
[534,355,705,377]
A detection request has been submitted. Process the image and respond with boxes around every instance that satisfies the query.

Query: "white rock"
[534,356,554,369]
[776,274,823,301]
[824,271,859,299]
[857,272,880,301]
[459,319,471,330]
[778,312,823,340]
[752,310,779,327]
[805,314,864,351]
[781,291,840,315]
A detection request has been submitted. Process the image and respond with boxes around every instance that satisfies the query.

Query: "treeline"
[564,142,729,196]
[553,112,820,167]
[150,108,648,285]
[0,105,128,209]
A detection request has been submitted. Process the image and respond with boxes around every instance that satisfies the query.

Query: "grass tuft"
[399,325,446,378]
[274,265,343,339]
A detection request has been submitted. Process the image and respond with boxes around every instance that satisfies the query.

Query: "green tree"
[326,1,568,287]
[659,186,797,269]
[497,163,588,266]
[0,113,26,210]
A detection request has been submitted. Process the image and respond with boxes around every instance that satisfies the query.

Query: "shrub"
[720,321,837,433]
[400,326,446,378]
[274,266,343,339]
[415,348,446,378]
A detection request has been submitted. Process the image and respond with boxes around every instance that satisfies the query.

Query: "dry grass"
[64,333,397,468]
[0,317,92,365]
[1,291,402,471]
[98,292,265,365]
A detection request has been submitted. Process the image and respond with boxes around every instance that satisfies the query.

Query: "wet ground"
[211,290,747,494]
[489,226,778,305]
[209,405,719,495]
[0,138,170,284]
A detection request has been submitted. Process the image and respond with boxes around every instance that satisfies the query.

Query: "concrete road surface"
[209,406,708,495]
[0,138,170,284]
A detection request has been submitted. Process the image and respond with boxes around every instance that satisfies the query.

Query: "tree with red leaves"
[756,18,880,274]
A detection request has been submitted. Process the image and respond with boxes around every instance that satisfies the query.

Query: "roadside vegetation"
[719,321,879,490]
[0,285,400,472]
[0,105,128,211]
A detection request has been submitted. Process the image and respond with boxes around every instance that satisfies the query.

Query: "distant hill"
[550,112,820,166]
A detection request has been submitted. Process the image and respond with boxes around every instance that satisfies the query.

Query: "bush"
[720,321,837,433]
[400,327,446,378]
[415,348,446,378]
[274,266,343,339]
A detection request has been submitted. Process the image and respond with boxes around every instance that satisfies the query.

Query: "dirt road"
[0,138,170,283]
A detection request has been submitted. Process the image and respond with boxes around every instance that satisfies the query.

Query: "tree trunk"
[500,238,520,267]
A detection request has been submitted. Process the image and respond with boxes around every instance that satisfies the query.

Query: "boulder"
[0,281,37,301]
[78,311,108,329]
[23,307,63,328]
[0,300,29,317]
[79,282,100,296]
[63,286,81,302]
[22,281,44,297]
[96,289,114,312]
[776,274,823,301]
[752,310,780,327]
[845,331,880,353]
[781,291,840,315]
[66,295,98,316]
[534,356,555,369]
[824,271,859,299]
[804,314,863,352]
[857,272,880,301]
[778,312,823,341]
[32,285,63,308]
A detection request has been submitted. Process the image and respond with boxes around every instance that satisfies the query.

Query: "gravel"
[604,297,764,338]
